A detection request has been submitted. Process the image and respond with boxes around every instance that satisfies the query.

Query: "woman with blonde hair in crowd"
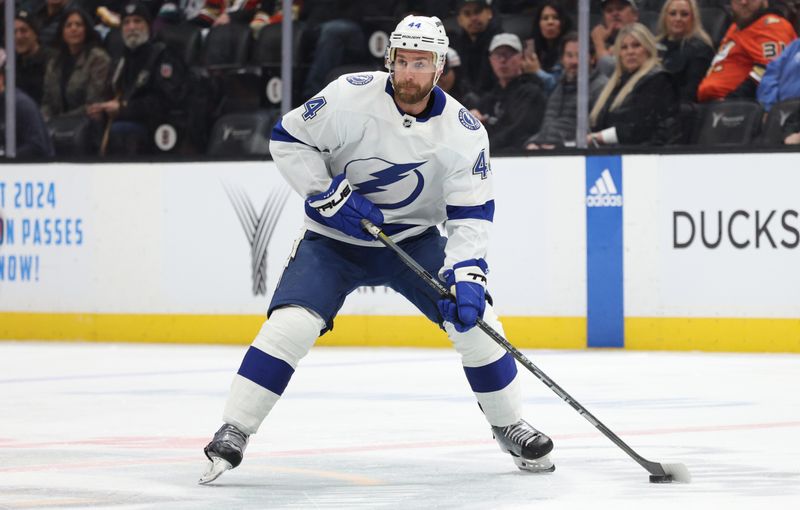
[587,23,678,146]
[655,0,714,102]
[40,6,110,121]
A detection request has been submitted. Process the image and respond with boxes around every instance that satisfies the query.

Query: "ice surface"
[1,342,798,509]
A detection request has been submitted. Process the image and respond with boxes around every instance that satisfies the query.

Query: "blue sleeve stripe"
[446,200,495,222]
[463,352,517,393]
[270,119,310,146]
[237,346,295,396]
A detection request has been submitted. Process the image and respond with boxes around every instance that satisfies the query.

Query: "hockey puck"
[649,474,673,483]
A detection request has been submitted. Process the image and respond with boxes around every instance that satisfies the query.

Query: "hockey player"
[199,14,554,484]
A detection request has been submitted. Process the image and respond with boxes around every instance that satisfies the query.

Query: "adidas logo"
[586,169,622,207]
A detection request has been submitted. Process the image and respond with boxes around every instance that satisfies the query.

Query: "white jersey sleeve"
[268,79,344,197]
[440,115,494,273]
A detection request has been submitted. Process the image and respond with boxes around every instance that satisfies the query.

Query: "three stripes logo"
[225,184,290,296]
[586,169,622,207]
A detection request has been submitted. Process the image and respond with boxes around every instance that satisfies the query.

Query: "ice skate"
[198,423,249,484]
[492,419,555,473]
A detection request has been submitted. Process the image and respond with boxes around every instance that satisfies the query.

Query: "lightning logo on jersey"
[346,158,426,210]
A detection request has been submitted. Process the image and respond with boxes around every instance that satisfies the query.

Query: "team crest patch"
[458,108,481,131]
[346,74,374,85]
[160,63,173,79]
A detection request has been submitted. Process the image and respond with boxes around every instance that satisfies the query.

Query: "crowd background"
[2,0,800,158]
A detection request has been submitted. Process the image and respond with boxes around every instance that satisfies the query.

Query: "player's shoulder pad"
[440,91,487,139]
[338,70,387,90]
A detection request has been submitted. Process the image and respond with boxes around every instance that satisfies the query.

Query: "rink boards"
[0,155,798,352]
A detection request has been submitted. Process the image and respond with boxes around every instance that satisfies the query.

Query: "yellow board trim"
[626,317,800,353]
[2,313,798,352]
[0,312,584,349]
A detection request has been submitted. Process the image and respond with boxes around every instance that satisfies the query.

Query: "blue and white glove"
[437,259,489,333]
[305,174,384,241]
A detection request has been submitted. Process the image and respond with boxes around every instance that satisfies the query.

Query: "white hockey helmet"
[385,15,450,76]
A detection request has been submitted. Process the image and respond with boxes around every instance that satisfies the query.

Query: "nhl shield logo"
[160,63,173,79]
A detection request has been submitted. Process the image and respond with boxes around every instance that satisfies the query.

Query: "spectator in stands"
[591,0,639,71]
[86,1,186,155]
[249,0,289,35]
[40,6,110,121]
[14,10,53,105]
[655,0,714,102]
[31,0,72,46]
[193,0,260,27]
[0,48,55,158]
[757,37,800,111]
[523,0,573,92]
[450,0,502,96]
[697,0,796,102]
[298,0,378,100]
[525,32,608,149]
[471,33,547,151]
[588,23,678,146]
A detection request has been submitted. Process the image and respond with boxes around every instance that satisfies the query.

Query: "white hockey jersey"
[269,71,495,269]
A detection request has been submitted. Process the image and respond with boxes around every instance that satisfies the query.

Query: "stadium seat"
[700,7,730,47]
[157,22,204,67]
[202,23,252,69]
[251,22,307,108]
[362,16,396,66]
[759,98,800,145]
[47,114,91,156]
[500,13,534,42]
[208,110,277,156]
[692,99,763,145]
[104,28,125,62]
[252,21,306,67]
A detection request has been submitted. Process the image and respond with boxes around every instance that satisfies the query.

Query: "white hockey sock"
[223,306,325,434]
[446,305,522,427]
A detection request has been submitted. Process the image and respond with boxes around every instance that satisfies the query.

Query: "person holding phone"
[522,0,573,93]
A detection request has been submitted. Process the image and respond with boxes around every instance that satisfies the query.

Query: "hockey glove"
[437,259,488,333]
[306,174,384,241]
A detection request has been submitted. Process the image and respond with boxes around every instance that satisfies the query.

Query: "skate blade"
[514,453,555,473]
[198,457,233,485]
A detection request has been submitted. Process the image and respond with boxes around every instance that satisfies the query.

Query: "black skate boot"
[198,423,250,484]
[492,419,555,472]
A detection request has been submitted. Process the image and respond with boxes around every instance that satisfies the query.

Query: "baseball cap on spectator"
[456,0,492,10]
[601,0,638,9]
[489,33,522,53]
[16,10,41,37]
[444,47,461,73]
[121,1,153,25]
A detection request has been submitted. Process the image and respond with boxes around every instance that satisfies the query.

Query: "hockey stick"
[361,219,690,484]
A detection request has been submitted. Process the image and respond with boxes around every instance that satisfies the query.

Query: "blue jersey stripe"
[237,346,295,395]
[463,352,517,393]
[446,200,495,221]
[270,119,311,146]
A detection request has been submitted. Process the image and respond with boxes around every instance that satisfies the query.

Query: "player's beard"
[394,76,434,105]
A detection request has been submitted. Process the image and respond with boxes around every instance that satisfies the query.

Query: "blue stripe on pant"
[237,346,295,395]
[463,352,517,393]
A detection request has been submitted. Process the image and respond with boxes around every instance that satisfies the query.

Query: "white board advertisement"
[624,153,800,318]
[1,158,586,317]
